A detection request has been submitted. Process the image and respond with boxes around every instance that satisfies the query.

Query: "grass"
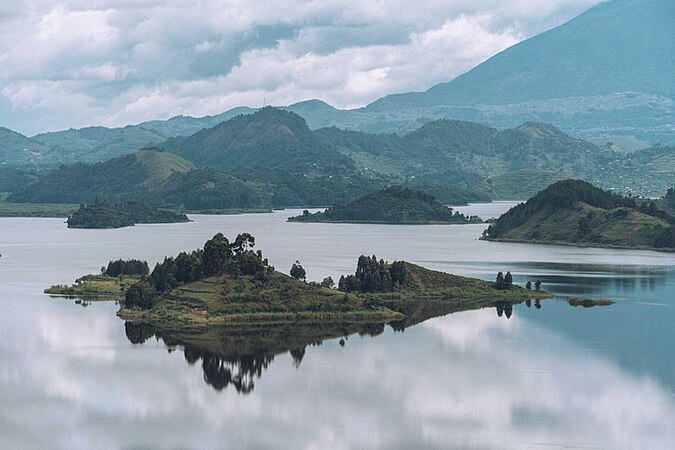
[0,199,78,218]
[45,274,141,300]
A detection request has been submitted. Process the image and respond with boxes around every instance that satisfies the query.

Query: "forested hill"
[484,180,675,250]
[160,107,353,172]
[288,186,481,224]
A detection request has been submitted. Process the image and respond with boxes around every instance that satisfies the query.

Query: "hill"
[8,149,264,209]
[483,179,675,250]
[288,186,482,224]
[67,201,190,229]
[160,107,354,172]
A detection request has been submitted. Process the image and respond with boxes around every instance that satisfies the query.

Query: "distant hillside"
[486,169,577,200]
[8,149,264,210]
[288,186,481,224]
[483,179,675,250]
[0,127,47,165]
[67,201,189,229]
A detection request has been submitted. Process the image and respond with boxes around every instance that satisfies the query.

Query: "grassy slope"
[45,275,140,300]
[490,202,670,249]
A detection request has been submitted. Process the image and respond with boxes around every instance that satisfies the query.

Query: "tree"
[504,271,513,287]
[525,281,532,290]
[230,233,255,255]
[290,261,306,280]
[495,271,505,289]
[125,282,157,309]
[203,233,231,275]
[320,276,335,289]
[534,280,542,291]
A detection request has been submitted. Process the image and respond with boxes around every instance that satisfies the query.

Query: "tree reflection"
[123,321,389,394]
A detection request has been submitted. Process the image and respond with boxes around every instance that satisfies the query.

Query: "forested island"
[47,232,547,328]
[288,186,482,224]
[483,179,675,250]
[67,200,190,229]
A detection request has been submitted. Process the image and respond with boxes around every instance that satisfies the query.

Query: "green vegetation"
[67,200,189,229]
[45,274,140,300]
[483,179,675,250]
[288,186,482,224]
[486,169,576,200]
[103,259,149,277]
[568,297,615,307]
[48,232,548,329]
[0,199,78,217]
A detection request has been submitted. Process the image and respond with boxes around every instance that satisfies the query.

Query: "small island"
[482,179,675,251]
[67,200,190,229]
[47,232,548,328]
[288,186,482,224]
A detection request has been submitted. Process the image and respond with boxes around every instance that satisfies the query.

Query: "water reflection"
[124,321,391,394]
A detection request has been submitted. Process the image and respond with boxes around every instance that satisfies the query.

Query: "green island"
[67,200,190,229]
[46,233,549,329]
[482,179,675,251]
[288,186,482,224]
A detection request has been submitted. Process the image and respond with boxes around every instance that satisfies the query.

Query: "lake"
[0,203,673,449]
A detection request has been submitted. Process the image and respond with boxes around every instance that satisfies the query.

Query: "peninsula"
[67,200,190,229]
[288,186,482,224]
[482,180,675,251]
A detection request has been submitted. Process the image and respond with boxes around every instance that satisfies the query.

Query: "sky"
[0,0,602,136]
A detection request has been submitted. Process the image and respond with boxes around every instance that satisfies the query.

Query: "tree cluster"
[494,271,513,290]
[338,256,407,293]
[103,259,149,277]
[125,232,269,309]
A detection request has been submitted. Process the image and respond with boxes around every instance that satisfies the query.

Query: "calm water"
[1,203,674,449]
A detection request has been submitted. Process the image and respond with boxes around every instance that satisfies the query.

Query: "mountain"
[288,186,482,224]
[483,179,675,250]
[362,0,674,142]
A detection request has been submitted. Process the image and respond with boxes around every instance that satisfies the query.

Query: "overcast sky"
[0,0,601,135]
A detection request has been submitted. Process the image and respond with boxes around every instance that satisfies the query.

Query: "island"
[482,179,675,251]
[67,200,190,229]
[46,232,548,328]
[287,186,482,224]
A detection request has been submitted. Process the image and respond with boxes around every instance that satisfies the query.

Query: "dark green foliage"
[486,180,640,238]
[66,200,189,229]
[290,261,306,281]
[320,277,335,289]
[104,259,149,277]
[525,281,532,290]
[654,225,675,248]
[535,280,542,291]
[125,282,157,310]
[495,272,505,289]
[202,233,232,276]
[289,186,482,224]
[505,271,513,287]
[148,233,269,294]
[338,255,407,293]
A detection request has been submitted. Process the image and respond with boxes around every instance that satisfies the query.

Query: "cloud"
[0,0,602,135]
